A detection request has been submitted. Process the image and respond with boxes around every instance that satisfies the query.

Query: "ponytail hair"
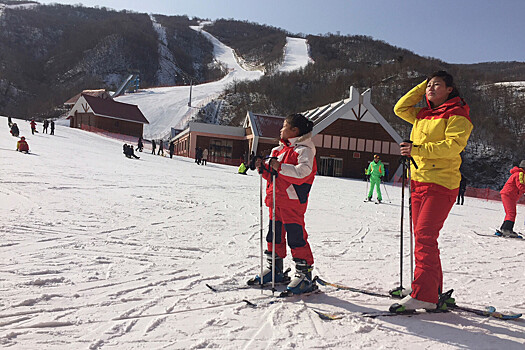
[285,113,314,137]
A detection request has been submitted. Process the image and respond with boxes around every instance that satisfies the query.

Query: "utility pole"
[188,80,193,107]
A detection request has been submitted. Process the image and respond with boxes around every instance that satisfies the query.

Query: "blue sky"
[37,0,525,64]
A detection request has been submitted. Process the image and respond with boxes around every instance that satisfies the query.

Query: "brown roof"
[252,114,284,138]
[64,90,110,105]
[82,94,149,124]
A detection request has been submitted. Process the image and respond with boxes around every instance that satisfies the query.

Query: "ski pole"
[408,164,414,284]
[404,142,418,284]
[390,141,419,298]
[259,173,264,288]
[399,159,405,292]
[382,181,391,203]
[389,156,408,298]
[271,171,276,295]
[365,170,369,200]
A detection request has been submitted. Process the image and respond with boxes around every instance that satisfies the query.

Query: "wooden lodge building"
[170,87,403,180]
[67,93,149,138]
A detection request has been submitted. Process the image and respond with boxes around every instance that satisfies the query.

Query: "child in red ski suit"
[16,136,29,153]
[499,161,525,237]
[252,113,317,295]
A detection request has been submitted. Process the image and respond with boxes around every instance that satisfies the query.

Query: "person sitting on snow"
[16,136,29,153]
[123,143,139,159]
[128,144,140,159]
[238,162,248,175]
[10,123,19,137]
[123,144,131,158]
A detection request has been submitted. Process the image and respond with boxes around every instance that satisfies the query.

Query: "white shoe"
[396,295,436,311]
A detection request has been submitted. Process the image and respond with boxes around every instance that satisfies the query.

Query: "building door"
[319,157,343,177]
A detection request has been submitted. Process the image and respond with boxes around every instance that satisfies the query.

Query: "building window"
[323,135,332,148]
[312,134,323,147]
[390,142,401,155]
[349,138,357,150]
[332,136,340,149]
[210,139,233,160]
[382,141,390,154]
[357,139,365,151]
[374,140,382,154]
[319,157,343,177]
[366,139,374,152]
[341,137,348,150]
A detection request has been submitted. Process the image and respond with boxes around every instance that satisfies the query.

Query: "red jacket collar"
[423,96,470,121]
[426,96,466,111]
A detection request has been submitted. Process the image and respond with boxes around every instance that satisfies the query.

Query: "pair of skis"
[363,198,382,204]
[206,278,321,299]
[206,276,522,320]
[315,277,522,320]
[473,230,524,240]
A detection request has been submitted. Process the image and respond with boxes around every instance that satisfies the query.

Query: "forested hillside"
[0,3,221,117]
[217,33,525,188]
[1,2,524,188]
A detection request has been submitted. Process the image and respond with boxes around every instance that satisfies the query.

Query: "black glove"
[366,174,370,180]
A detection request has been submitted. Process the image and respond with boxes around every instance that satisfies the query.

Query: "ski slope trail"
[117,23,311,140]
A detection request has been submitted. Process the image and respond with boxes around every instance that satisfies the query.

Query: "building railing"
[391,175,525,204]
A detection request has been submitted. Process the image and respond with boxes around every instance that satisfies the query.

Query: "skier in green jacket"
[366,154,384,202]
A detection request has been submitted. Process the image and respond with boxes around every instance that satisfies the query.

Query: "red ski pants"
[501,193,518,222]
[410,182,456,304]
[267,206,314,266]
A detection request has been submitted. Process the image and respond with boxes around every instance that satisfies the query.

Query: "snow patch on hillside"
[494,81,525,97]
[150,15,185,86]
[0,2,38,18]
[277,37,313,72]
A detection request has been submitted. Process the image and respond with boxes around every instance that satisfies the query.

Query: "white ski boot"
[286,258,315,295]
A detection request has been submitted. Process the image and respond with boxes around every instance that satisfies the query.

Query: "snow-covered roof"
[64,90,111,106]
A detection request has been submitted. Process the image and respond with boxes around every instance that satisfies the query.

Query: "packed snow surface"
[1,118,524,349]
[277,37,313,73]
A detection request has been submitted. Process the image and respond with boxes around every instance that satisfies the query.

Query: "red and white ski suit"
[500,167,525,222]
[262,133,317,265]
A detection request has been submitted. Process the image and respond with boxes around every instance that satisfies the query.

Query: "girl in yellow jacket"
[391,71,473,313]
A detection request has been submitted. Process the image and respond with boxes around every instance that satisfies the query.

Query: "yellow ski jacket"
[394,81,473,190]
